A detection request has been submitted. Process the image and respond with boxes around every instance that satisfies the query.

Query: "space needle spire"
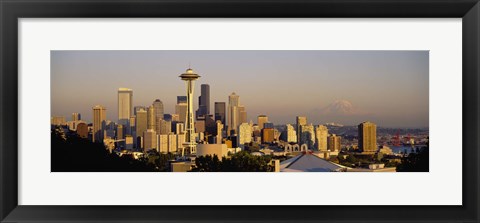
[179,68,200,156]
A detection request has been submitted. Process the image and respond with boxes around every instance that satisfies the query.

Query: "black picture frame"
[1,0,479,222]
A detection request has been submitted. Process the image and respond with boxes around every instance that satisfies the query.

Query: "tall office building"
[177,96,187,104]
[315,125,328,151]
[179,68,200,155]
[118,88,133,126]
[147,105,156,130]
[135,108,147,148]
[175,103,188,124]
[300,124,315,149]
[72,112,81,121]
[296,116,307,144]
[117,124,124,140]
[157,118,172,135]
[129,116,135,135]
[238,123,252,148]
[196,84,210,119]
[227,92,240,135]
[262,128,275,143]
[51,116,66,126]
[92,105,106,143]
[214,102,226,124]
[257,115,268,129]
[358,121,377,153]
[284,124,297,143]
[152,99,164,119]
[143,129,157,152]
[134,106,146,116]
[328,134,342,152]
[238,106,247,124]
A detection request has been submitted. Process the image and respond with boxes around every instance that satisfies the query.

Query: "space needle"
[179,68,200,156]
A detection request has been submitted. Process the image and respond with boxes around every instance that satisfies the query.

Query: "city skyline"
[51,50,429,128]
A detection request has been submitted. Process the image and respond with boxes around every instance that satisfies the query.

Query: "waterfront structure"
[135,108,147,148]
[147,105,156,130]
[196,84,210,119]
[296,116,307,144]
[143,129,157,152]
[152,99,164,119]
[257,115,268,129]
[327,134,341,152]
[227,92,240,135]
[214,102,226,125]
[118,88,133,125]
[315,125,328,151]
[179,68,200,155]
[358,121,377,153]
[92,105,106,143]
[300,124,315,149]
[238,122,253,148]
[72,112,81,121]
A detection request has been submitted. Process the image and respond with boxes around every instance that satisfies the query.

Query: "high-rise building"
[179,68,200,155]
[129,116,135,135]
[175,103,188,124]
[135,108,147,148]
[300,124,315,149]
[177,96,187,104]
[358,121,377,153]
[143,129,157,152]
[156,118,171,135]
[238,123,252,148]
[117,124,124,140]
[315,125,328,151]
[92,105,106,143]
[147,105,156,130]
[134,106,146,116]
[257,115,268,129]
[238,106,247,124]
[51,116,66,126]
[262,128,275,143]
[196,84,210,119]
[296,116,307,144]
[214,102,226,125]
[72,113,81,121]
[118,88,133,126]
[76,123,88,139]
[284,124,297,143]
[152,99,164,119]
[227,92,240,135]
[328,134,342,152]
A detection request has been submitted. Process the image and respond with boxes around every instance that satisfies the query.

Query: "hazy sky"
[51,50,429,128]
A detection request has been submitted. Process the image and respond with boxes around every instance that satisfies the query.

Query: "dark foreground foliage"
[191,151,274,172]
[396,146,429,172]
[51,128,156,172]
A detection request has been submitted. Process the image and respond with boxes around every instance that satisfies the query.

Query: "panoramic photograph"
[51,50,429,172]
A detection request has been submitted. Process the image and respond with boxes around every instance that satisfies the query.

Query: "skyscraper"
[179,68,200,155]
[257,115,268,129]
[135,108,147,149]
[147,105,156,130]
[214,102,226,124]
[72,112,81,121]
[315,125,328,151]
[196,84,210,119]
[296,116,307,144]
[175,103,188,124]
[238,106,247,124]
[284,124,297,143]
[118,88,133,126]
[177,96,187,104]
[300,124,315,149]
[228,92,240,135]
[134,106,146,116]
[143,129,157,152]
[92,105,106,143]
[238,122,252,148]
[358,121,377,153]
[152,99,164,119]
[328,134,342,152]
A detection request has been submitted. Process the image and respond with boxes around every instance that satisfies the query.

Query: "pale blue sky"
[51,50,428,128]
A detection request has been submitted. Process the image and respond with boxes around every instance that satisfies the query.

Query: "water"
[390,146,423,154]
